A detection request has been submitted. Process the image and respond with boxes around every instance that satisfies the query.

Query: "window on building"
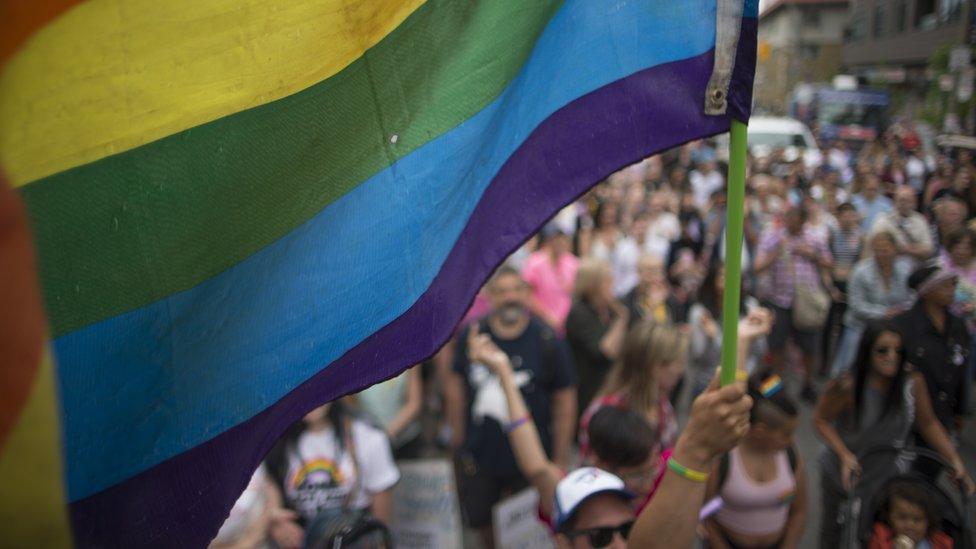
[940,0,963,24]
[894,0,908,32]
[915,0,937,29]
[801,8,821,26]
[873,0,886,37]
[850,9,868,40]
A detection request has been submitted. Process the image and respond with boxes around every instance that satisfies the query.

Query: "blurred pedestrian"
[522,224,579,333]
[623,255,683,328]
[852,174,893,232]
[754,206,833,402]
[813,323,973,548]
[687,263,769,395]
[831,231,912,376]
[565,259,629,414]
[930,196,968,251]
[704,377,808,549]
[893,264,970,442]
[445,266,577,548]
[263,400,400,549]
[690,157,724,211]
[578,321,686,457]
[870,186,933,264]
[644,191,681,261]
[823,202,864,369]
[355,366,424,460]
[940,227,976,393]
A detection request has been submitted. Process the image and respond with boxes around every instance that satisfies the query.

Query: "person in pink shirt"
[523,224,580,334]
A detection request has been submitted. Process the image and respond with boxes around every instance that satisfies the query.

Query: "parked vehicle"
[789,82,890,151]
[716,116,817,163]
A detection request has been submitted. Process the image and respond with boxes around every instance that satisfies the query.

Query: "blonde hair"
[598,321,687,416]
[574,258,610,300]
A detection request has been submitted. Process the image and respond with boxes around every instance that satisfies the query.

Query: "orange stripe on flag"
[0,170,45,450]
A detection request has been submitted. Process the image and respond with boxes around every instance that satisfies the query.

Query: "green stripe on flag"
[23,0,562,337]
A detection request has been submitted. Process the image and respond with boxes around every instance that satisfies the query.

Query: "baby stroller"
[838,445,973,548]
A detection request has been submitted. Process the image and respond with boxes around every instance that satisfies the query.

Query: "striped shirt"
[757,226,831,309]
[829,227,863,269]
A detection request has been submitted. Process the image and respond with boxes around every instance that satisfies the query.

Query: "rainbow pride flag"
[0,0,757,546]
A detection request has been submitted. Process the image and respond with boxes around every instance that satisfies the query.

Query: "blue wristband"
[506,416,530,433]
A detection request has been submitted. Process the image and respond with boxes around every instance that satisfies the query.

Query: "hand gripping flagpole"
[719,120,747,386]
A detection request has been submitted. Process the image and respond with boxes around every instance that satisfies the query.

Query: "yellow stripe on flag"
[0,0,426,187]
[0,350,72,547]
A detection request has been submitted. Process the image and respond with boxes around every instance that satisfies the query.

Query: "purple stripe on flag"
[69,33,756,548]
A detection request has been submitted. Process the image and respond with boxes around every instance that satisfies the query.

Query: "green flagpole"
[719,119,748,386]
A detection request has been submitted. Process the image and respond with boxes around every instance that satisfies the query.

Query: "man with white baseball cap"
[551,467,634,548]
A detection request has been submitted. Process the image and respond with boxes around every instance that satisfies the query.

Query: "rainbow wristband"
[506,416,531,433]
[667,456,709,483]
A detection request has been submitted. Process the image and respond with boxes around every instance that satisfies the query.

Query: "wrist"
[672,437,714,473]
[667,455,709,483]
[494,359,515,379]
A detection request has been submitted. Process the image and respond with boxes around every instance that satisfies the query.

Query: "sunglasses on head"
[873,346,901,356]
[565,520,633,547]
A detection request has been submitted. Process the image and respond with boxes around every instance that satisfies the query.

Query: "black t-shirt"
[565,299,615,413]
[453,316,576,476]
[894,303,970,433]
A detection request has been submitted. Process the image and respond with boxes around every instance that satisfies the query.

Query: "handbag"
[789,243,830,332]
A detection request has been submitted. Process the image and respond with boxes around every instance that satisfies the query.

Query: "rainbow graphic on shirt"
[290,459,344,490]
[777,489,796,505]
[760,375,784,398]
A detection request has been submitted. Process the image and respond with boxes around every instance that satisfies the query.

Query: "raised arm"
[599,302,630,360]
[628,376,752,549]
[467,326,564,516]
[812,377,860,490]
[735,307,773,371]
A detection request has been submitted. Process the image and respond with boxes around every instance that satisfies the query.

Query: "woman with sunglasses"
[813,322,975,548]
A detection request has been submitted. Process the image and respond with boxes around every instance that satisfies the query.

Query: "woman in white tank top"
[704,377,807,549]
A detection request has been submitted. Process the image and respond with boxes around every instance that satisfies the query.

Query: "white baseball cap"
[553,467,634,531]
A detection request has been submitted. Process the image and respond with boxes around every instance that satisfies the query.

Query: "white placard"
[390,459,463,549]
[493,487,555,549]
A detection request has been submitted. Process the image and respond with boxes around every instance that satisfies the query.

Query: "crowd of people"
[211,128,976,548]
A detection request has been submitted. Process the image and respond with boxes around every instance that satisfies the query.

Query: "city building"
[843,0,973,125]
[755,0,850,113]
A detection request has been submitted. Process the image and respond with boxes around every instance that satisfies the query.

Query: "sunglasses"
[873,346,901,356]
[565,520,634,547]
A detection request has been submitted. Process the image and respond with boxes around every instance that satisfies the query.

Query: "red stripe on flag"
[0,0,83,65]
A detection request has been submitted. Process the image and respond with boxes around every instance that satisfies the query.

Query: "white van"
[716,116,817,162]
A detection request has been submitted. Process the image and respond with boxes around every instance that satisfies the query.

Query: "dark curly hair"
[878,479,941,537]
